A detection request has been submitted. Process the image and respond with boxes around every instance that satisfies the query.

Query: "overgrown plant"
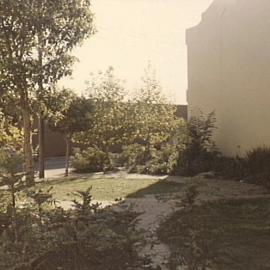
[174,111,218,176]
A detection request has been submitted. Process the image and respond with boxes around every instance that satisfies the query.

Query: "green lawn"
[35,177,165,202]
[158,197,270,270]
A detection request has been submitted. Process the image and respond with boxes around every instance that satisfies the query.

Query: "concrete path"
[114,193,182,269]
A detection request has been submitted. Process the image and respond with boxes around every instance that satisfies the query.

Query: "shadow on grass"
[127,178,184,198]
[158,196,270,270]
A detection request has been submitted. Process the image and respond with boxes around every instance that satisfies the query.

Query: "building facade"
[187,0,270,156]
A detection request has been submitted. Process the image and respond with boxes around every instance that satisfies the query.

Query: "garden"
[1,1,270,269]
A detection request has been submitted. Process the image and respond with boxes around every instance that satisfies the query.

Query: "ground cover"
[158,196,270,270]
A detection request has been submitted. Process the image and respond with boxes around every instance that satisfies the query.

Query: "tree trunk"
[22,105,35,185]
[38,32,45,179]
[65,135,71,177]
[38,114,45,179]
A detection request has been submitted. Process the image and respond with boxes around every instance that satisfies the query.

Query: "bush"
[246,146,270,175]
[212,147,270,187]
[173,112,218,176]
[0,187,143,270]
[141,145,178,175]
[0,147,23,175]
[210,156,245,179]
[120,143,178,175]
[119,144,148,169]
[71,147,109,173]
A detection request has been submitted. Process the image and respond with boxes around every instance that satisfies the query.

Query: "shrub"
[0,147,23,175]
[173,111,219,176]
[246,146,270,175]
[120,143,178,175]
[0,187,143,270]
[240,146,270,188]
[120,144,148,169]
[141,145,178,175]
[71,147,108,173]
[212,156,246,179]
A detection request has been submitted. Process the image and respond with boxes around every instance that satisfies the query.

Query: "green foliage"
[0,148,26,244]
[72,186,101,215]
[27,187,55,220]
[71,147,109,173]
[0,111,23,150]
[0,187,142,270]
[245,146,270,176]
[158,198,270,270]
[0,0,95,183]
[182,185,199,207]
[140,145,179,175]
[216,146,270,188]
[0,148,25,209]
[47,88,94,136]
[174,111,218,176]
[120,144,148,169]
[211,156,245,179]
[133,64,181,149]
[120,143,179,175]
[75,67,128,153]
[74,65,182,175]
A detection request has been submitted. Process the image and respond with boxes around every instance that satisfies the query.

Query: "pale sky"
[60,0,213,104]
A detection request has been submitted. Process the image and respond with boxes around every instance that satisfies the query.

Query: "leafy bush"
[0,187,143,270]
[120,143,178,175]
[212,156,246,179]
[140,145,178,175]
[174,112,218,176]
[0,147,23,175]
[119,143,148,169]
[239,146,270,187]
[246,146,270,175]
[71,147,109,173]
[212,147,270,187]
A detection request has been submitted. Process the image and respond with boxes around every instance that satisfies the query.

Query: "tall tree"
[32,0,95,178]
[47,88,94,177]
[77,67,128,162]
[0,0,95,183]
[0,1,37,184]
[133,64,180,155]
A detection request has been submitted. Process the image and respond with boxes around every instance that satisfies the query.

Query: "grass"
[158,197,270,270]
[34,176,179,202]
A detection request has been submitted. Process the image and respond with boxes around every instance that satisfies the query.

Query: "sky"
[60,0,213,104]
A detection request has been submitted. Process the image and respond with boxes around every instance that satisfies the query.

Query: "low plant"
[0,186,143,270]
[72,186,101,216]
[0,148,26,242]
[71,147,109,173]
[246,146,270,175]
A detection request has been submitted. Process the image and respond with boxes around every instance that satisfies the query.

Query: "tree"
[0,1,37,184]
[77,67,128,162]
[133,64,181,156]
[47,88,94,177]
[31,0,95,179]
[0,0,95,184]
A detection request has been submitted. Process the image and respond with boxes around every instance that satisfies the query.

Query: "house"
[186,0,270,156]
